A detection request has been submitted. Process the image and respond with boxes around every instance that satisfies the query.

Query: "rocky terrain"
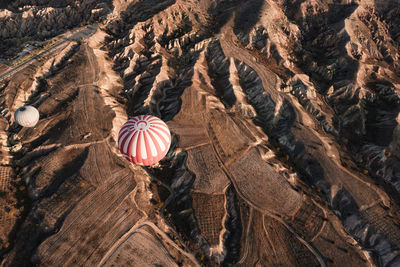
[1,0,400,266]
[0,0,111,58]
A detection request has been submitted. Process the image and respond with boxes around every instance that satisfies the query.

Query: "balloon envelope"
[118,115,171,166]
[14,105,39,127]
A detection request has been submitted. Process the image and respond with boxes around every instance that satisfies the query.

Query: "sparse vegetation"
[0,0,400,266]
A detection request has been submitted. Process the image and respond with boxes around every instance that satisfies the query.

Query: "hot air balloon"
[118,115,171,166]
[14,105,39,127]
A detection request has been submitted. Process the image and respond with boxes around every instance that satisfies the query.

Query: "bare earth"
[1,0,400,266]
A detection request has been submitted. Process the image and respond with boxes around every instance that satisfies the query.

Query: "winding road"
[0,24,98,82]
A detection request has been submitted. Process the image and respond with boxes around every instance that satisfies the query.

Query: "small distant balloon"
[118,115,171,166]
[14,106,39,127]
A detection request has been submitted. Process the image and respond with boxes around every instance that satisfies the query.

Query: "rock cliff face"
[1,0,400,266]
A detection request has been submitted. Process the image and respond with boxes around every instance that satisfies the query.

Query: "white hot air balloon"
[14,105,40,127]
[118,115,171,166]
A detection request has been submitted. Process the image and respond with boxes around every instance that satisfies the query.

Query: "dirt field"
[1,0,400,266]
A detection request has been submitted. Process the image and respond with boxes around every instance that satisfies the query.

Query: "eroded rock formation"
[1,0,400,266]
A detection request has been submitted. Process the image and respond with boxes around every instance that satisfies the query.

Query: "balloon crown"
[20,106,26,111]
[136,120,150,131]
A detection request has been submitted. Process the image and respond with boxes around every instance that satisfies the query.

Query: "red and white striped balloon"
[118,115,171,166]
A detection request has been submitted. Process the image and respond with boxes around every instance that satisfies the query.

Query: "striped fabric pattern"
[118,115,171,166]
[14,105,40,127]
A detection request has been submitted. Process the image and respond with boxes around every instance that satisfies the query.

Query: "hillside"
[1,0,400,266]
